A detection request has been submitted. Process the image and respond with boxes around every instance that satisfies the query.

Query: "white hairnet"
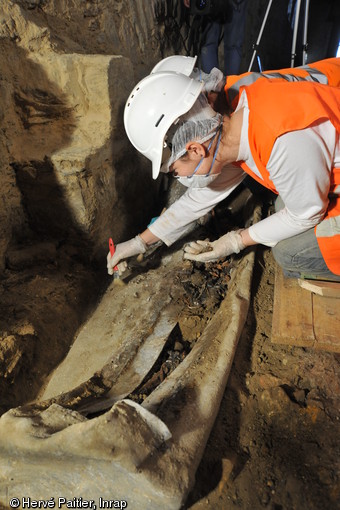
[162,93,223,172]
[191,66,225,94]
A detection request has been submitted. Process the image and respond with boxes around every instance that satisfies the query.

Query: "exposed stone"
[0,400,174,509]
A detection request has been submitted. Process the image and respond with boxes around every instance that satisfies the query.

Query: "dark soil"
[0,242,105,414]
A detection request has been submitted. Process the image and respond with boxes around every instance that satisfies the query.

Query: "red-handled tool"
[109,238,119,272]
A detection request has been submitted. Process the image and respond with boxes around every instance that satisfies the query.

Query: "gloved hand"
[107,235,147,276]
[183,230,245,263]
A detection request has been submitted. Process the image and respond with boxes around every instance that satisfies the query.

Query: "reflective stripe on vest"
[315,167,340,274]
[236,79,340,275]
[316,215,340,238]
[225,57,340,110]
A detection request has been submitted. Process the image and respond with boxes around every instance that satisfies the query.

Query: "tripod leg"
[302,0,310,65]
[248,0,274,72]
[291,0,302,67]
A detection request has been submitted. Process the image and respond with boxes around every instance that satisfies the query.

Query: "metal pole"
[248,0,274,72]
[291,0,302,67]
[302,0,310,65]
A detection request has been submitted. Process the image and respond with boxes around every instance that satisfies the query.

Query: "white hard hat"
[151,55,197,76]
[124,71,204,179]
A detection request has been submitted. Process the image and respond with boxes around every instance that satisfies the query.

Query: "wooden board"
[298,278,340,298]
[272,267,340,353]
[313,294,340,351]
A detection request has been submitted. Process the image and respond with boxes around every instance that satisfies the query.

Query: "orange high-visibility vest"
[235,78,340,275]
[225,57,340,110]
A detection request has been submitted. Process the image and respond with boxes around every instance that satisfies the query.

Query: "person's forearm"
[240,228,258,247]
[140,225,257,249]
[139,228,161,246]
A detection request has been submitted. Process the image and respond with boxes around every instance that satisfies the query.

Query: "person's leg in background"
[200,21,222,73]
[223,0,248,75]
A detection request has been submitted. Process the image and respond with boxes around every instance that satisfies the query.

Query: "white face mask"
[176,173,220,188]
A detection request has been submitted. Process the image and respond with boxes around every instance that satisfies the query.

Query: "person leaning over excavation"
[107,56,340,282]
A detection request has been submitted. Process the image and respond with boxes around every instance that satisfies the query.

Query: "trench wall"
[0,0,171,272]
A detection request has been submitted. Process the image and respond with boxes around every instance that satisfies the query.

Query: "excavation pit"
[0,199,259,509]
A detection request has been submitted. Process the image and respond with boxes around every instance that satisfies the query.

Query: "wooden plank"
[272,265,340,352]
[298,279,340,298]
[313,294,340,353]
[271,267,315,347]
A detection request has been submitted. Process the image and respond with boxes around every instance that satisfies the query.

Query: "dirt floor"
[1,236,340,510]
[187,247,340,510]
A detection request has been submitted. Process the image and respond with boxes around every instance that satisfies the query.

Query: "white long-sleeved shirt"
[238,93,340,247]
[149,91,340,247]
[149,164,245,245]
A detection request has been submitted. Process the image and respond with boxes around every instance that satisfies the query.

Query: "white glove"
[183,230,245,263]
[107,235,147,276]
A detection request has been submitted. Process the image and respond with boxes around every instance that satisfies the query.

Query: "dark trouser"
[200,0,248,75]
